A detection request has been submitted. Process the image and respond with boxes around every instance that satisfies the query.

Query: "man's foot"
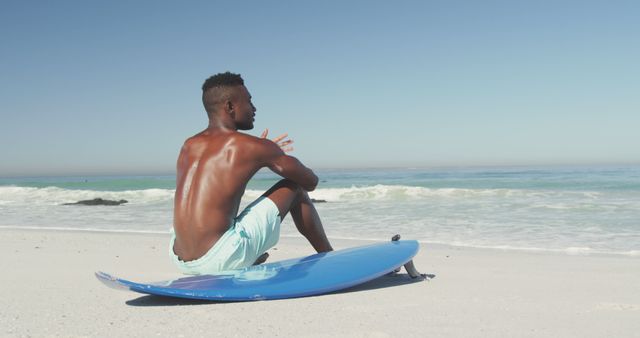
[253,252,269,265]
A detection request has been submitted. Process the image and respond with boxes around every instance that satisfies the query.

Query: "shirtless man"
[170,72,333,274]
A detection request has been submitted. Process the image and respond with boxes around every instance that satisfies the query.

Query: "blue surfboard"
[96,239,423,301]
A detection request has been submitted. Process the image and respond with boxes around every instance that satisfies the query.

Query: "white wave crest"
[249,185,503,202]
[0,184,609,205]
[248,185,588,202]
[0,186,174,205]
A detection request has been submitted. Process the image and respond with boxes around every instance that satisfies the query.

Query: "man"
[170,72,333,274]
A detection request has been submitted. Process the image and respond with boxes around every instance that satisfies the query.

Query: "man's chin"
[237,123,254,131]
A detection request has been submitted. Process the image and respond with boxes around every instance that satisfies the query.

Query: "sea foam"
[2,171,639,257]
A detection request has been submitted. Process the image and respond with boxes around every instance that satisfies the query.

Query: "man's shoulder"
[229,132,273,150]
[182,130,259,146]
[181,130,275,157]
[229,132,282,165]
[182,131,209,146]
[229,131,259,143]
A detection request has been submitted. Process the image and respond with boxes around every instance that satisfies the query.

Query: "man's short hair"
[202,72,244,92]
[202,72,244,117]
[202,72,245,115]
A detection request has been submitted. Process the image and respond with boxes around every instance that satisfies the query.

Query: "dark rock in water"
[63,198,128,206]
[311,198,327,203]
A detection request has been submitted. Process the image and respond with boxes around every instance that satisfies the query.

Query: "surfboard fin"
[403,260,428,280]
[391,234,429,280]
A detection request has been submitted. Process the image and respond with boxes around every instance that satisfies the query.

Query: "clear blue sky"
[1,0,638,176]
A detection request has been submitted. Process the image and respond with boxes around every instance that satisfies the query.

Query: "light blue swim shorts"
[170,196,281,275]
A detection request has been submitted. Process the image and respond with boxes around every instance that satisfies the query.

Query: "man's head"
[202,72,256,130]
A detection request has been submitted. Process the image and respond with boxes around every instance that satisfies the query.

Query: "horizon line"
[2,162,640,179]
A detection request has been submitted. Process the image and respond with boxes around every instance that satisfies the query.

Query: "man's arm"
[256,138,318,191]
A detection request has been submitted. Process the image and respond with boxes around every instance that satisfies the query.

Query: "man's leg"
[263,179,333,253]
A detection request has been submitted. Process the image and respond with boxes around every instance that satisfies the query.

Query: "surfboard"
[96,239,424,301]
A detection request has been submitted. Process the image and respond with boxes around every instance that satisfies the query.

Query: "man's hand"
[261,128,294,153]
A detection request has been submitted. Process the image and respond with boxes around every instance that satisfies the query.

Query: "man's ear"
[225,101,235,117]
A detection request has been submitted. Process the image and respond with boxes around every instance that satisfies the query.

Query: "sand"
[1,228,639,337]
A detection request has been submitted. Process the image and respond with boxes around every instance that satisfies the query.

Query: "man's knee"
[275,179,304,194]
[265,179,305,218]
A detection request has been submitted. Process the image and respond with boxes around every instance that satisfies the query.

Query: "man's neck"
[207,118,236,132]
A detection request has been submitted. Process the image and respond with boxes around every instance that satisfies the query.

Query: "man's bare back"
[172,72,332,268]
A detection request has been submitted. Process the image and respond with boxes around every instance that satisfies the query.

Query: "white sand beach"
[1,228,639,337]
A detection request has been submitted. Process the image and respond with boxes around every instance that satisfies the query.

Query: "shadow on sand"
[125,273,436,307]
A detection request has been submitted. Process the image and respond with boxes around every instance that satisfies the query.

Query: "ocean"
[1,166,639,256]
